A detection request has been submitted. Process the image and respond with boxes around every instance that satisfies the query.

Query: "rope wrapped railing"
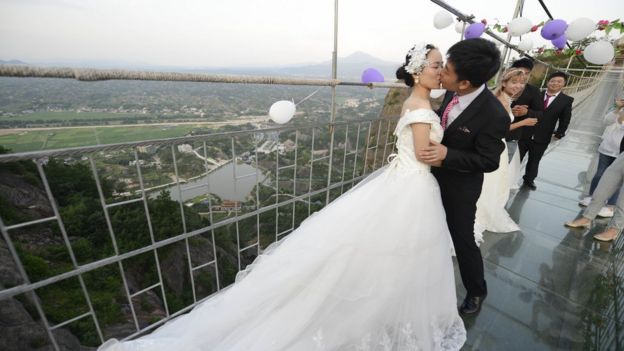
[0,64,407,88]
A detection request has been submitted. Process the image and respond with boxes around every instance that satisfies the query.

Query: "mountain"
[187,51,400,81]
[1,52,400,81]
[275,51,400,80]
[0,59,27,65]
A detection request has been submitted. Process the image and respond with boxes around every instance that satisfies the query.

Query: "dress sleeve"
[394,109,440,136]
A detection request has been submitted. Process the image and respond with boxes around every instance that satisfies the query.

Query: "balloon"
[508,17,532,36]
[541,19,567,40]
[464,22,486,39]
[361,68,384,84]
[433,11,454,29]
[551,35,567,49]
[517,38,533,51]
[454,21,465,34]
[565,17,596,41]
[583,41,615,65]
[268,100,296,124]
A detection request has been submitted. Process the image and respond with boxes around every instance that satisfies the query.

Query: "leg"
[440,185,486,297]
[584,159,624,220]
[607,190,620,207]
[605,182,624,232]
[594,192,624,241]
[589,153,616,195]
[518,139,529,161]
[523,142,548,184]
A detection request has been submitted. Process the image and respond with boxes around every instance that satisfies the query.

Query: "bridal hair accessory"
[404,43,432,75]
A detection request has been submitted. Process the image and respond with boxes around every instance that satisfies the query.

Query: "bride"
[473,68,529,244]
[99,44,466,351]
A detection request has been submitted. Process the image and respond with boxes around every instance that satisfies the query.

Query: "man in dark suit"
[507,58,543,157]
[419,38,510,315]
[519,71,574,190]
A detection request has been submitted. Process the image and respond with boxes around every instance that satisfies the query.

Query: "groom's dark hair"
[447,38,501,87]
[511,57,534,71]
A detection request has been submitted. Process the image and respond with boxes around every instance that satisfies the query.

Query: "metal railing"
[0,115,398,349]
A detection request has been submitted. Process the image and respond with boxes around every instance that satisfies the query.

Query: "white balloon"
[583,41,615,65]
[566,17,596,41]
[517,38,534,51]
[269,100,296,124]
[455,21,465,34]
[433,11,454,29]
[508,17,532,36]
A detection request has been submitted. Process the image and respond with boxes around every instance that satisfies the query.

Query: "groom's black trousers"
[433,171,488,297]
[518,139,549,183]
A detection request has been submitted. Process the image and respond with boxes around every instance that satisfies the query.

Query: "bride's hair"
[494,68,525,98]
[396,44,436,87]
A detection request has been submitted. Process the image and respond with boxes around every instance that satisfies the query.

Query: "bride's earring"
[414,75,420,85]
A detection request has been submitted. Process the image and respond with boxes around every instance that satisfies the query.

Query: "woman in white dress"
[473,68,532,244]
[98,44,466,351]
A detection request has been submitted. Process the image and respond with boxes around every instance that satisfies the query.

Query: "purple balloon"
[464,22,486,39]
[551,35,567,49]
[541,19,567,40]
[361,68,384,84]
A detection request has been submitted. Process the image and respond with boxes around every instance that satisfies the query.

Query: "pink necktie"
[544,94,552,109]
[441,94,459,130]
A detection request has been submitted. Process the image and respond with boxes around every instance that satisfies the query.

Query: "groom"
[419,38,510,315]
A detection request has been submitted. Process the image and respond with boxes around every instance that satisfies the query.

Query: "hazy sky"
[0,0,621,68]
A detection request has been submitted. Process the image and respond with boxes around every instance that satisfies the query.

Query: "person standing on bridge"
[519,71,574,190]
[506,58,541,166]
[578,97,624,218]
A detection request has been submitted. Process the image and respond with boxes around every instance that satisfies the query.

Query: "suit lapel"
[445,88,489,134]
[545,91,565,111]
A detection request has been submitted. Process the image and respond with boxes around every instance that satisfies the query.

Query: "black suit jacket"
[507,84,543,141]
[433,88,510,177]
[521,91,573,143]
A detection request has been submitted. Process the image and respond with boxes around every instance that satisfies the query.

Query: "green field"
[0,111,140,122]
[0,125,207,153]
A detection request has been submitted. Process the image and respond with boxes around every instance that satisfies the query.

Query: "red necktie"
[544,94,553,109]
[441,94,459,130]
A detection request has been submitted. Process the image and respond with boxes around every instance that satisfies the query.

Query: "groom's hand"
[419,140,447,165]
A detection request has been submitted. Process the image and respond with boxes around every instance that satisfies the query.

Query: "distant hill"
[189,51,400,81]
[0,52,400,81]
[277,51,400,80]
[0,59,27,65]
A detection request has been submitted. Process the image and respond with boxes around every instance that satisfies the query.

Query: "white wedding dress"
[99,109,466,351]
[474,110,520,244]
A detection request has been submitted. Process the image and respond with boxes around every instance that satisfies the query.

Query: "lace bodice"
[391,109,443,172]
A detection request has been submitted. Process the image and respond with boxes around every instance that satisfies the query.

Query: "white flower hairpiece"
[404,43,432,75]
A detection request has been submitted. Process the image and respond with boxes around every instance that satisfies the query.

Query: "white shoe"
[579,196,592,207]
[597,206,614,218]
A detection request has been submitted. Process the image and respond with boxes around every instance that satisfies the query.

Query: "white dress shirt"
[543,90,561,109]
[598,109,624,157]
[446,84,486,127]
